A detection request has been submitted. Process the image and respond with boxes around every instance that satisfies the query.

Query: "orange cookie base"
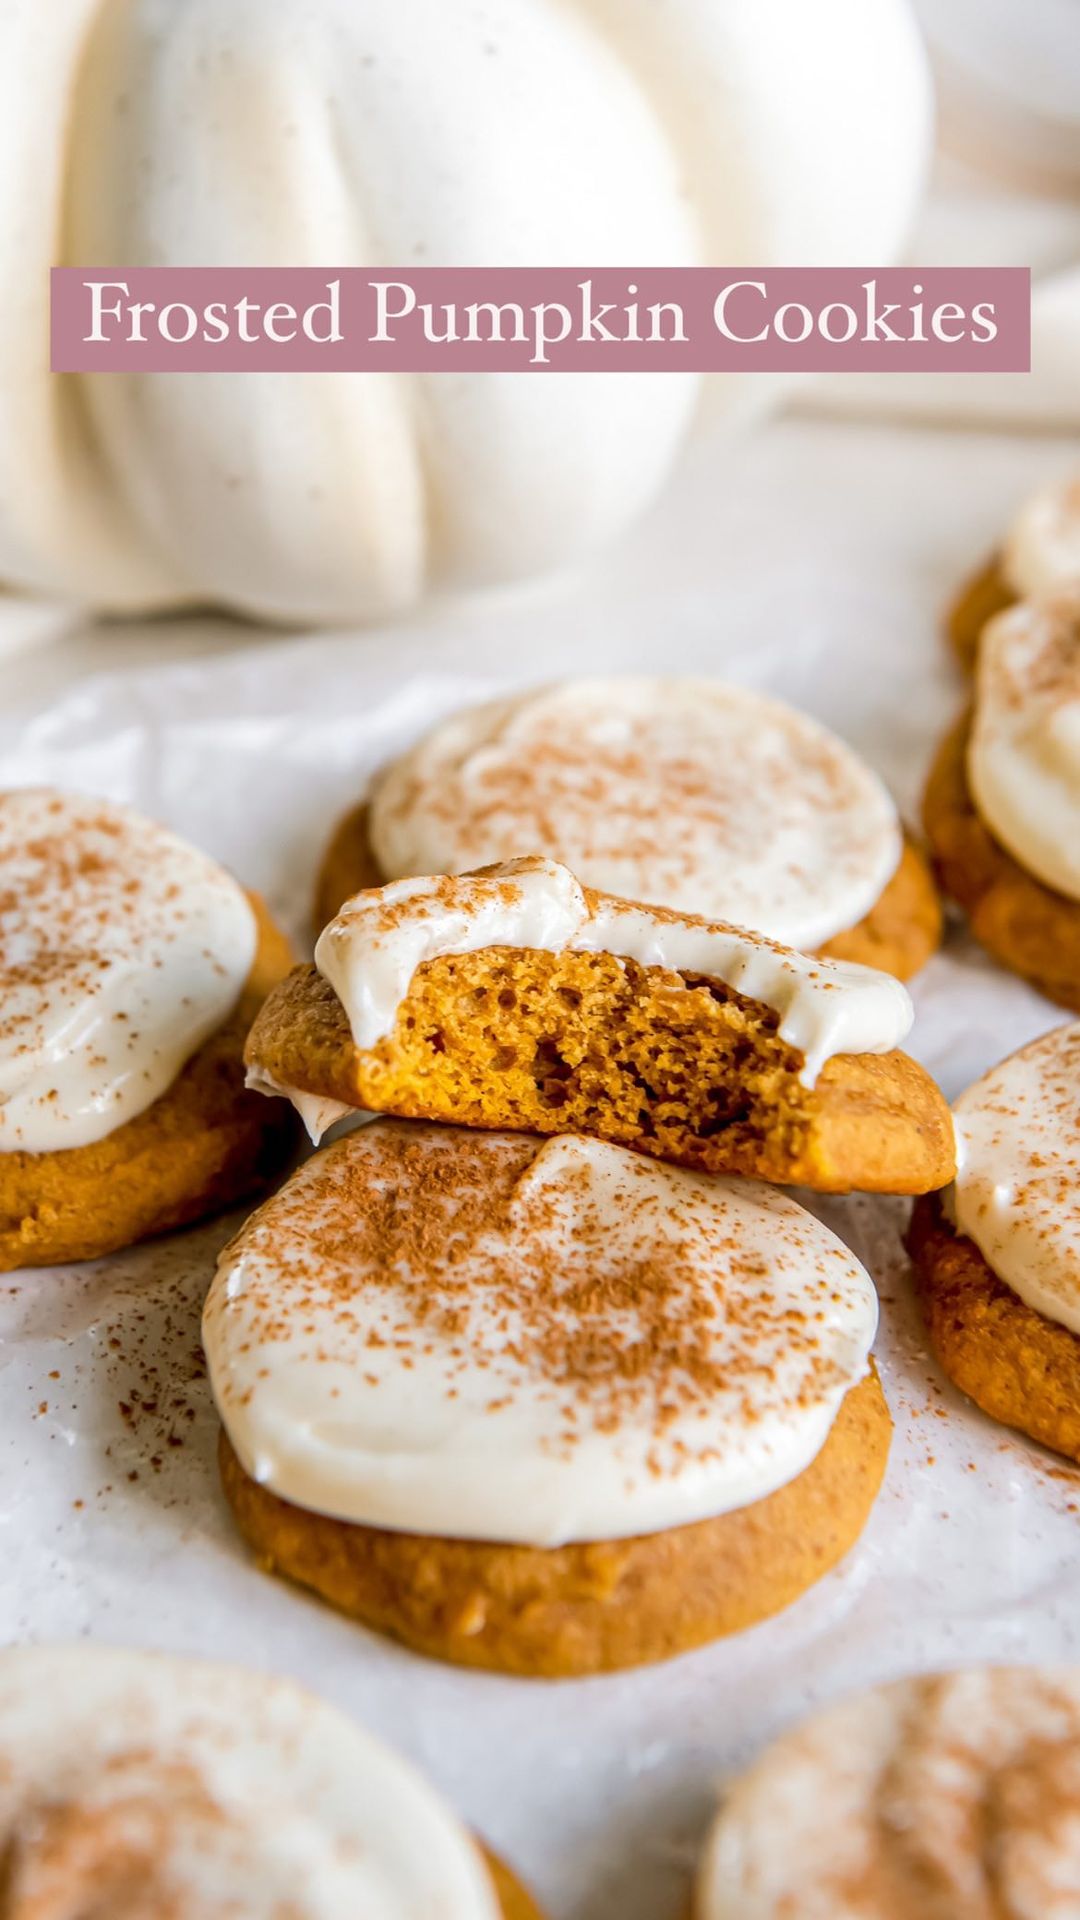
[907,1196,1080,1464]
[923,712,1080,1011]
[483,1849,546,1920]
[247,948,955,1197]
[313,800,385,934]
[0,898,296,1272]
[314,803,941,983]
[818,837,941,981]
[218,1371,891,1678]
[945,555,1015,672]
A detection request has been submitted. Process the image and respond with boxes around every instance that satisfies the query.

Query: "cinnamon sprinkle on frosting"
[0,1646,501,1919]
[204,1121,877,1546]
[367,678,902,949]
[697,1667,1080,1920]
[0,790,256,1153]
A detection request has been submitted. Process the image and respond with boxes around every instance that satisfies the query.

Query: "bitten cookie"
[0,789,295,1269]
[925,594,1080,1009]
[694,1666,1080,1918]
[248,858,956,1196]
[206,1121,891,1677]
[947,472,1080,668]
[0,1644,540,1919]
[907,1022,1080,1463]
[316,679,940,980]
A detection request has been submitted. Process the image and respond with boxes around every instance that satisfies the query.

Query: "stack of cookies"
[207,677,956,1677]
[9,615,1080,1909]
[912,471,1080,1471]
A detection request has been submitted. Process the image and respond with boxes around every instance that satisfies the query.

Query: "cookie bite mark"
[694,1667,1080,1919]
[206,1122,890,1674]
[0,1644,533,1918]
[252,860,955,1196]
[907,1023,1080,1463]
[0,789,296,1268]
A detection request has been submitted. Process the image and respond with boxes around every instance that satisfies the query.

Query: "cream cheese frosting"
[312,857,914,1100]
[243,1064,355,1143]
[952,1022,1080,1337]
[367,679,903,949]
[0,788,256,1154]
[204,1121,879,1548]
[0,1644,501,1920]
[696,1667,1080,1920]
[1002,475,1080,600]
[968,596,1080,901]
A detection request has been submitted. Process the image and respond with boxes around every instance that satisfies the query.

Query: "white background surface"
[2,412,1080,1920]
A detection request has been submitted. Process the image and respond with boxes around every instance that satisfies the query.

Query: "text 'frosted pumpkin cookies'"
[0,1644,541,1919]
[925,594,1080,1009]
[694,1665,1080,1919]
[205,1120,891,1676]
[249,857,955,1195]
[908,1020,1080,1463]
[0,788,294,1269]
[317,678,940,977]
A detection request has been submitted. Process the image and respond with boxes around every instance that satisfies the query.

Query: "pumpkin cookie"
[925,595,1080,1009]
[947,473,1080,668]
[0,789,295,1270]
[316,679,940,980]
[907,1022,1080,1463]
[206,1122,891,1677]
[248,858,955,1196]
[0,1644,539,1919]
[694,1666,1080,1918]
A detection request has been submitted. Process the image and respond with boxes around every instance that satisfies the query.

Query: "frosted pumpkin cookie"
[247,857,955,1196]
[947,472,1080,668]
[0,1644,540,1919]
[0,789,294,1270]
[693,1665,1080,1919]
[316,679,940,979]
[925,593,1080,1010]
[907,1022,1080,1462]
[206,1121,890,1677]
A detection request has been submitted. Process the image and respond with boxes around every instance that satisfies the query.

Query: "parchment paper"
[1,415,1077,1920]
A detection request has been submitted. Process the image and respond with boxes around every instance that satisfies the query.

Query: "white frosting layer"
[244,1064,354,1144]
[204,1122,878,1547]
[368,679,903,948]
[313,857,913,1099]
[0,789,256,1153]
[1002,475,1080,599]
[0,1644,501,1920]
[696,1667,1080,1920]
[953,1022,1080,1336]
[968,597,1080,901]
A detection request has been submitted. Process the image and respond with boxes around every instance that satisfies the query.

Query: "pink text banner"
[51,267,1030,374]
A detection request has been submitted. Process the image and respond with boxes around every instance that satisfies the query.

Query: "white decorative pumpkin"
[0,0,931,625]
